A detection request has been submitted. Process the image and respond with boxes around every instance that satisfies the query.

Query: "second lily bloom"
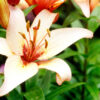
[74,0,100,17]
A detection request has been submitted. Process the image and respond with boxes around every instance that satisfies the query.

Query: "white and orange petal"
[0,38,13,56]
[39,58,71,85]
[0,56,38,96]
[74,0,90,17]
[30,9,58,43]
[6,6,27,55]
[39,28,93,59]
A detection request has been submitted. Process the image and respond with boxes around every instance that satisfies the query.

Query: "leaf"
[39,70,51,94]
[71,20,84,28]
[51,24,64,29]
[25,75,38,91]
[23,5,37,16]
[91,6,100,19]
[57,48,78,59]
[0,28,6,37]
[88,6,100,32]
[46,82,85,100]
[63,11,81,27]
[24,86,45,100]
[88,17,99,32]
[86,82,100,100]
[7,89,23,100]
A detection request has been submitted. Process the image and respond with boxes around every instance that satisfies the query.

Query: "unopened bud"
[0,0,10,28]
[7,0,20,6]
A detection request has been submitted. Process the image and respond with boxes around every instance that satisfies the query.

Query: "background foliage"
[0,0,100,100]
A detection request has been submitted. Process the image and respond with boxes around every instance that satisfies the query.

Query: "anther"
[26,20,30,32]
[18,32,26,39]
[45,39,48,48]
[33,19,41,30]
[47,29,51,37]
[37,19,40,29]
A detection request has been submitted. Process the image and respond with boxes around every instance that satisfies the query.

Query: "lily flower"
[0,6,93,96]
[23,0,66,14]
[74,0,100,18]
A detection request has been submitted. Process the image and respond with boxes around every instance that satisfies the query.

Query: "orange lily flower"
[25,0,66,14]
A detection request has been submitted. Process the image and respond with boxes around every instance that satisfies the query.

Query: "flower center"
[19,20,50,65]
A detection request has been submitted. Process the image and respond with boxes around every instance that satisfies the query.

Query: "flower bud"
[0,0,10,28]
[7,0,20,6]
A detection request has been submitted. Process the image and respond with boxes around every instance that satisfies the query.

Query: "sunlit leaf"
[46,82,85,100]
[23,5,37,16]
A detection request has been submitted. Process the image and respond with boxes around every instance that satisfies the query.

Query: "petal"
[39,28,93,59]
[39,58,71,85]
[30,9,58,42]
[0,56,38,96]
[18,0,29,9]
[90,0,99,12]
[0,38,13,56]
[6,6,27,55]
[74,0,90,17]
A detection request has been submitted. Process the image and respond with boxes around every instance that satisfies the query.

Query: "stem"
[81,39,88,100]
[21,82,26,93]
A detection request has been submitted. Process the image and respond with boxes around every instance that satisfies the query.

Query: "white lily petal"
[30,9,58,42]
[0,56,38,96]
[39,28,93,59]
[74,0,90,17]
[39,58,71,85]
[0,38,13,56]
[6,6,27,55]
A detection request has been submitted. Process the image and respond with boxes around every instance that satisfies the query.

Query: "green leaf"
[24,86,45,100]
[51,24,64,29]
[88,6,100,32]
[46,82,85,100]
[0,28,6,38]
[25,75,38,91]
[23,5,37,16]
[7,90,23,100]
[86,82,100,100]
[57,48,78,59]
[40,70,51,94]
[71,20,84,28]
[91,6,100,19]
[63,11,81,27]
[88,17,99,32]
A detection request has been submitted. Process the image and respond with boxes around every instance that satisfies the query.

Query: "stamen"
[37,19,40,29]
[33,28,38,46]
[45,39,48,48]
[47,29,51,37]
[18,32,26,39]
[26,20,30,32]
[33,20,41,46]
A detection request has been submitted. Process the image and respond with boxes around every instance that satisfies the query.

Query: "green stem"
[21,82,26,93]
[81,39,88,100]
